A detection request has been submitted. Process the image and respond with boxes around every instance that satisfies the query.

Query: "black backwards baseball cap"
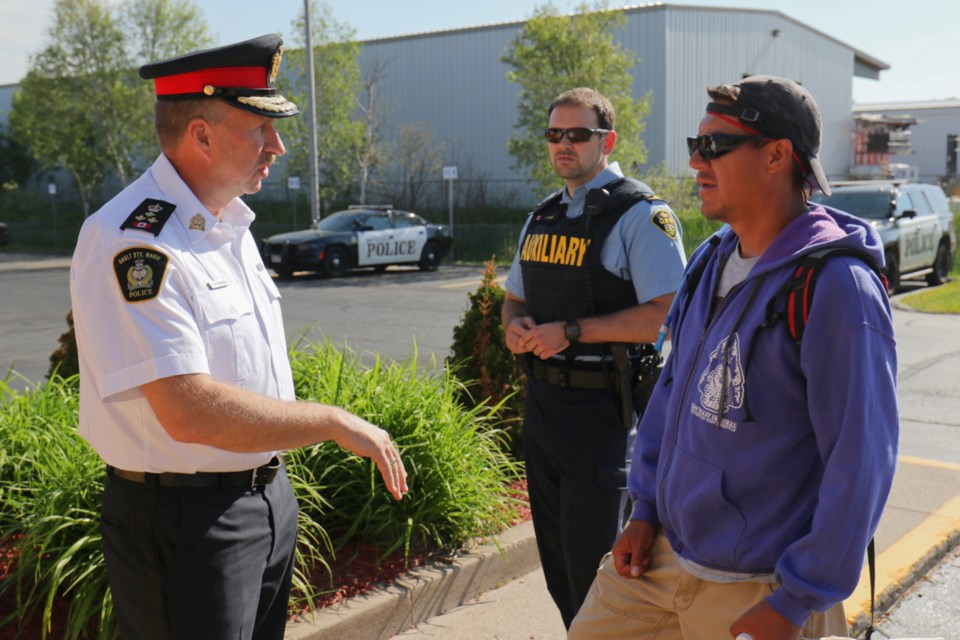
[705,75,830,195]
[139,34,298,118]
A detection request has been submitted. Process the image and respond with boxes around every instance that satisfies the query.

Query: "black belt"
[527,358,614,389]
[107,456,282,490]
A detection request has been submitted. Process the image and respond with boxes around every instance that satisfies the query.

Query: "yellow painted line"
[899,455,960,472]
[844,494,960,623]
[439,275,507,289]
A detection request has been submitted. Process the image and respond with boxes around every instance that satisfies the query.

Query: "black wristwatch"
[564,320,581,344]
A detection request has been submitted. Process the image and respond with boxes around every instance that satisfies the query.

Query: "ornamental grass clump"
[288,339,523,562]
[0,341,523,637]
[0,375,111,639]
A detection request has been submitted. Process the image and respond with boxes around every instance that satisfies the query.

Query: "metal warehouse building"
[853,100,960,188]
[0,3,889,204]
[358,2,887,199]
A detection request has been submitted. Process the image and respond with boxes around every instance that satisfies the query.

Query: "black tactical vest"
[519,177,655,357]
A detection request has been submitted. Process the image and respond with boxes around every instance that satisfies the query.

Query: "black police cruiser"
[261,205,452,278]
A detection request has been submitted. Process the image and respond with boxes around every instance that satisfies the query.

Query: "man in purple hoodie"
[569,76,898,640]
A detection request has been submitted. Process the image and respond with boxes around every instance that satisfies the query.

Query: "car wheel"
[275,268,294,279]
[883,250,899,295]
[374,265,388,273]
[418,241,442,272]
[323,246,348,277]
[926,241,951,286]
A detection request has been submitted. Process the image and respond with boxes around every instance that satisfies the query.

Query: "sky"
[2,0,957,104]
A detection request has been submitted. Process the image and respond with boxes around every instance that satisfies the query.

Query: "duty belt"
[526,357,614,390]
[107,456,282,490]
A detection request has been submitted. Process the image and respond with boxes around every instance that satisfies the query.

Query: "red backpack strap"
[783,247,886,354]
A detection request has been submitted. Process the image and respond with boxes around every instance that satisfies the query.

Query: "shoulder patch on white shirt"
[650,207,679,240]
[113,247,169,303]
[119,198,176,236]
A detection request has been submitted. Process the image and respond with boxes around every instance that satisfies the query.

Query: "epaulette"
[120,199,177,236]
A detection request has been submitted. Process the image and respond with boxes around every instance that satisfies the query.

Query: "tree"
[0,125,36,190]
[282,1,364,213]
[8,0,212,214]
[502,1,651,192]
[355,57,391,204]
[388,124,444,211]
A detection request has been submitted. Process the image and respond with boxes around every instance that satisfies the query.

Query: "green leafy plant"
[447,258,526,456]
[0,376,110,639]
[1,339,523,637]
[289,339,523,559]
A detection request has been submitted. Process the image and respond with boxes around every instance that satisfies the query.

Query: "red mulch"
[1,480,530,638]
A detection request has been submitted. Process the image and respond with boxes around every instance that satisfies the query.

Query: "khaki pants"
[568,533,848,640]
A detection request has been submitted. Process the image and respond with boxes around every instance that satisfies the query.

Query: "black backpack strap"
[865,537,876,640]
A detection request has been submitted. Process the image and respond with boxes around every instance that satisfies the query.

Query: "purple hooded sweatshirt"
[629,204,899,627]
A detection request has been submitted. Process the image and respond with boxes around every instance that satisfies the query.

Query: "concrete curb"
[0,255,71,272]
[284,521,540,640]
[847,496,960,635]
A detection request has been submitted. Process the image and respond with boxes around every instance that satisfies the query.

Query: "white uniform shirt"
[70,154,294,473]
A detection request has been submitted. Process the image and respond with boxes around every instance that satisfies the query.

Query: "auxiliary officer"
[501,87,686,628]
[70,35,407,640]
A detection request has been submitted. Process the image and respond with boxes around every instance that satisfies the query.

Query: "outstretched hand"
[335,412,409,501]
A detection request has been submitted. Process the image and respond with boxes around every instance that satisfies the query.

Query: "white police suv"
[811,181,956,292]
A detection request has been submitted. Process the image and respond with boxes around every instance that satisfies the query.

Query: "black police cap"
[139,34,298,118]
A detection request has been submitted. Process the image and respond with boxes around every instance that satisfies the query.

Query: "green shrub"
[289,339,522,559]
[48,310,79,381]
[447,259,526,457]
[0,340,523,637]
[0,376,109,639]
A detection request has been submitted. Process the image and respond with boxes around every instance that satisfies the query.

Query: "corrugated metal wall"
[357,5,865,204]
[658,7,855,180]
[359,25,527,198]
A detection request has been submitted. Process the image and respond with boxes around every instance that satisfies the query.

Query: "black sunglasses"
[686,133,766,160]
[544,127,610,144]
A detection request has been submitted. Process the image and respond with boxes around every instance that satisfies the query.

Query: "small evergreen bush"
[447,259,526,457]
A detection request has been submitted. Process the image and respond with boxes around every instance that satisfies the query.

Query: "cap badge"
[189,213,206,231]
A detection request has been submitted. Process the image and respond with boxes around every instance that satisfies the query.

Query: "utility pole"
[304,0,321,224]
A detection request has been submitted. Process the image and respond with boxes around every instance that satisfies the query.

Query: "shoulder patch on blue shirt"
[113,247,169,303]
[119,199,176,236]
[650,208,679,240]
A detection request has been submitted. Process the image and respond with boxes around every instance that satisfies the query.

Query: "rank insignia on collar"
[120,199,176,236]
[651,209,678,239]
[189,213,206,231]
[113,247,169,303]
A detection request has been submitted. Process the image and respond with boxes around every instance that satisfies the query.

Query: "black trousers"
[100,465,299,639]
[522,377,631,629]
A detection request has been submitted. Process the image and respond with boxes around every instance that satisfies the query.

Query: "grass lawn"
[900,278,960,313]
